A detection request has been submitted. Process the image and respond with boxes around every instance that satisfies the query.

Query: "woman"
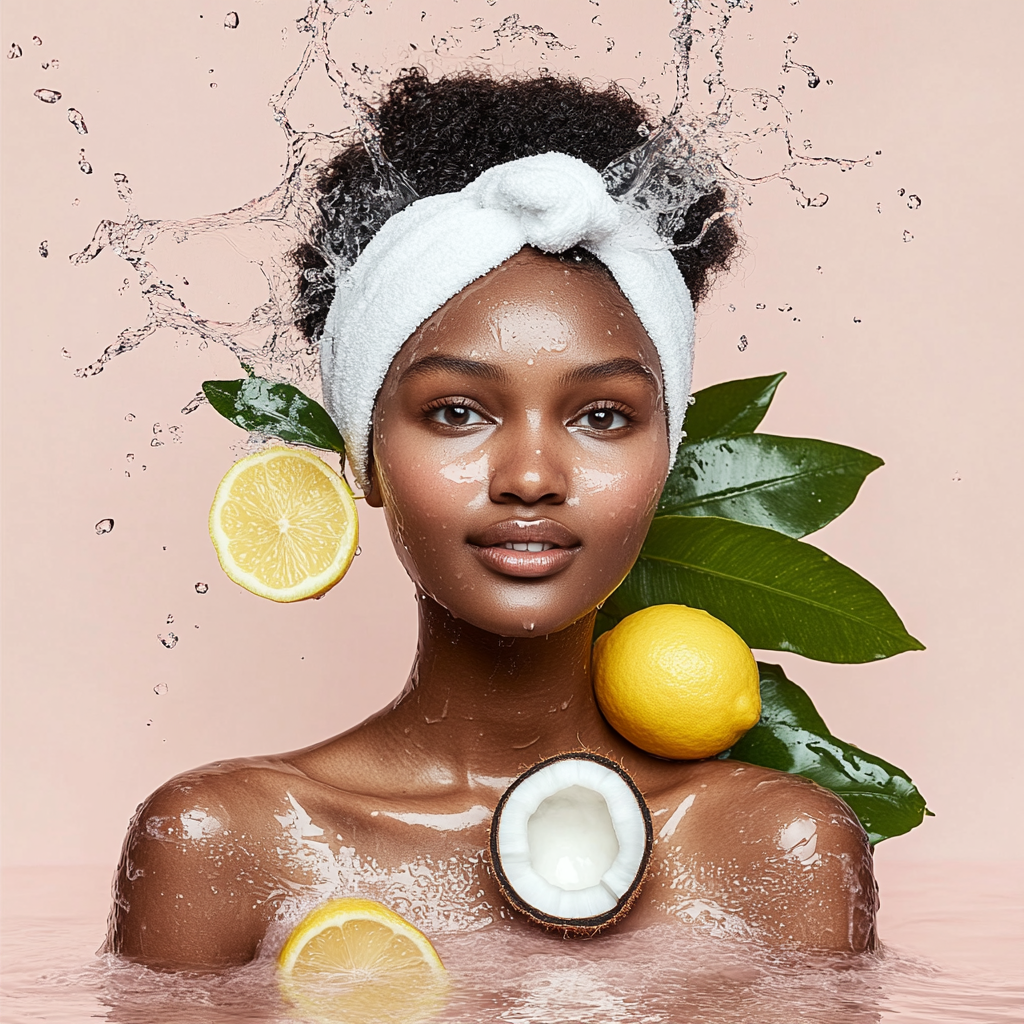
[108,71,876,970]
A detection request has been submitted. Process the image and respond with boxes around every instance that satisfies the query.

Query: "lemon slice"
[209,447,358,603]
[277,898,447,1024]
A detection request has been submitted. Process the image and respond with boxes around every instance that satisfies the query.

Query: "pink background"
[2,0,1022,886]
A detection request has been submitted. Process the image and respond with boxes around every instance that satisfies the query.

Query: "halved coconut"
[489,752,653,934]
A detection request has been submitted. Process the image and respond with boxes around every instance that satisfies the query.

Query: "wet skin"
[109,249,877,970]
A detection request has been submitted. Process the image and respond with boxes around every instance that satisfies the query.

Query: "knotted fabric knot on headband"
[321,151,695,491]
[469,152,622,251]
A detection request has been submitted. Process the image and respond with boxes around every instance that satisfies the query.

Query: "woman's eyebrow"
[558,357,659,391]
[399,354,512,385]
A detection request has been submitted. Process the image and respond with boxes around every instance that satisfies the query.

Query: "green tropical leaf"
[202,377,345,456]
[600,516,924,662]
[658,434,883,537]
[724,663,929,844]
[683,372,786,442]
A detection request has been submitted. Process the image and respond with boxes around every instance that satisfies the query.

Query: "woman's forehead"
[392,249,662,379]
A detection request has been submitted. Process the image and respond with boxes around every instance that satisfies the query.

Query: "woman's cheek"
[439,452,492,511]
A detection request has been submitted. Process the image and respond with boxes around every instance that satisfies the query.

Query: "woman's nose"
[488,414,569,506]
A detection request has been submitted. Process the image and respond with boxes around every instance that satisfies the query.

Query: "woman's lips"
[469,519,581,578]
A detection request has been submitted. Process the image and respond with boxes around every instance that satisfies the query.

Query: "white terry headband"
[320,151,695,491]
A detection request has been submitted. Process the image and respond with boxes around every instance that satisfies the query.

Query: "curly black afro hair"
[293,69,739,342]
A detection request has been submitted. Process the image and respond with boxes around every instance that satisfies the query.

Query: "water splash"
[71,0,870,390]
[68,108,88,134]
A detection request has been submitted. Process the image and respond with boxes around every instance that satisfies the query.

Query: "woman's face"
[367,248,671,637]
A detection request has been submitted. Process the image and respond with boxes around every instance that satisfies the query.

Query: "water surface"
[2,863,1020,1023]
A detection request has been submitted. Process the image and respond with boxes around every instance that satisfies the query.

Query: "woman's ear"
[363,455,384,508]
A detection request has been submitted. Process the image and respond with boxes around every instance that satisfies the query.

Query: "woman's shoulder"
[633,757,877,949]
[107,755,356,969]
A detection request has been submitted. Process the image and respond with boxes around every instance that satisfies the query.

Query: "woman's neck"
[384,596,616,778]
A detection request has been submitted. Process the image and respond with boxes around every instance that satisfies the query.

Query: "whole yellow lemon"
[593,604,761,760]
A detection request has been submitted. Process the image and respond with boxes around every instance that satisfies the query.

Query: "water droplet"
[38,240,48,258]
[897,188,906,197]
[146,719,153,727]
[78,155,92,174]
[33,88,61,103]
[31,35,42,46]
[756,303,766,310]
[907,194,921,209]
[209,82,218,89]
[195,582,209,594]
[168,424,183,443]
[778,304,793,313]
[181,392,205,415]
[153,682,168,696]
[354,546,362,556]
[802,139,812,150]
[728,304,736,312]
[67,108,87,134]
[853,316,862,323]
[166,613,174,624]
[157,632,178,650]
[150,438,163,447]
[95,518,114,535]
[686,394,696,406]
[902,230,914,243]
[737,334,749,352]
[125,412,136,422]
[8,43,23,59]
[224,11,239,29]
[784,32,799,43]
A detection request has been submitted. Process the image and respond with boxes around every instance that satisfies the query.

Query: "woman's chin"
[433,593,598,639]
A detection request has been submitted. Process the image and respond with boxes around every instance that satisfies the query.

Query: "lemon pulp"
[209,447,358,602]
[277,897,446,1024]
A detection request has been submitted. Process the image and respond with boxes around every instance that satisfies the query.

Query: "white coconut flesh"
[493,756,651,924]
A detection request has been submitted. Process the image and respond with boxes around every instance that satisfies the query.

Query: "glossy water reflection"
[2,864,1019,1024]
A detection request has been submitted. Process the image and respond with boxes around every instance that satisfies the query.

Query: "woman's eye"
[429,404,486,427]
[576,408,630,431]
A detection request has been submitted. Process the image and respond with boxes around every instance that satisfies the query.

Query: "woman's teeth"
[502,542,555,552]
